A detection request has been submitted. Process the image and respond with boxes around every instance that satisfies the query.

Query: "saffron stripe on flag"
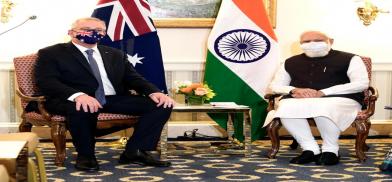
[233,0,277,41]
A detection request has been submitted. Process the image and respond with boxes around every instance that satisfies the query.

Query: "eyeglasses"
[300,39,326,44]
[73,28,106,33]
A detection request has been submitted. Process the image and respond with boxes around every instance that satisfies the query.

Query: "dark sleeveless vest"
[284,50,364,106]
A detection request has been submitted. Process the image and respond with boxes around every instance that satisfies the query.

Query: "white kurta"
[264,56,369,131]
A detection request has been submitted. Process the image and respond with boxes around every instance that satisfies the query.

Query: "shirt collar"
[72,41,99,54]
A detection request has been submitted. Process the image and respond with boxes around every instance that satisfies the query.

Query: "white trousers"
[281,116,340,155]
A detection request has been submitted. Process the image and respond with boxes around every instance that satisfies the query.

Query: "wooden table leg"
[243,110,252,158]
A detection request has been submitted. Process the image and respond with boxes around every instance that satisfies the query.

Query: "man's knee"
[64,104,99,122]
[156,106,173,117]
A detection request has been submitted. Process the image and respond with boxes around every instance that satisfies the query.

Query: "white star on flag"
[127,53,144,67]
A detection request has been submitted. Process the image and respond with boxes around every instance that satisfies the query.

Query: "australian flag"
[92,0,168,93]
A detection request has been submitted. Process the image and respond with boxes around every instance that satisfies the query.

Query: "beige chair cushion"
[0,132,39,153]
[0,165,9,182]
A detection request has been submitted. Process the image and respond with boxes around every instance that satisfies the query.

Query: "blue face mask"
[75,30,104,44]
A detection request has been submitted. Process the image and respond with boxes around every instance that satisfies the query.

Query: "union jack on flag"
[95,0,156,41]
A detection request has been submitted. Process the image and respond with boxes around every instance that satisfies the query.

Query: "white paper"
[210,102,248,108]
[210,102,237,107]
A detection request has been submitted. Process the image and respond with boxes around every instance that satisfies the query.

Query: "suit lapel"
[64,42,95,76]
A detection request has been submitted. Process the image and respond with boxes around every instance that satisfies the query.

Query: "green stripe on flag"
[204,51,268,141]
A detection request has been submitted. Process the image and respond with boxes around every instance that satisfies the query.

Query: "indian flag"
[204,0,279,140]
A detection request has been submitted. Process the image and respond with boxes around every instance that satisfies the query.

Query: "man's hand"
[149,92,175,108]
[315,90,325,97]
[74,94,102,113]
[290,88,325,98]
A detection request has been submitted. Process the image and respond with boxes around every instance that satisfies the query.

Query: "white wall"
[275,0,392,63]
[1,0,392,64]
[0,0,391,125]
[0,0,97,62]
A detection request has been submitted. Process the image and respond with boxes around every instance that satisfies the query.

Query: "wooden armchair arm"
[264,93,283,112]
[363,86,378,116]
[264,93,283,100]
[16,89,46,102]
[16,89,52,120]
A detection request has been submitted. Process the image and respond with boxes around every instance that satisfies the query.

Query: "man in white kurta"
[267,31,369,165]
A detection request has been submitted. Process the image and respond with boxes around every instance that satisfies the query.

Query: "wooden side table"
[160,104,252,160]
[0,141,28,182]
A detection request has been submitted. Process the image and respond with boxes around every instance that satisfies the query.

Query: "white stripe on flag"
[95,1,116,9]
[119,19,125,40]
[106,6,123,40]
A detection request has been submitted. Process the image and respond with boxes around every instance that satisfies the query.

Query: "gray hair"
[71,17,106,30]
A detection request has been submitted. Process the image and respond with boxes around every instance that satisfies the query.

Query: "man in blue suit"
[35,17,174,171]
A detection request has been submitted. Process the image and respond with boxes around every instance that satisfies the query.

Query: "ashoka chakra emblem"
[214,29,270,63]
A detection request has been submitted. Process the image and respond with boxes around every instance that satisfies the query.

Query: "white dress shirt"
[68,42,116,101]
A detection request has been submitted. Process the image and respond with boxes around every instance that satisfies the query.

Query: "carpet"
[39,139,392,181]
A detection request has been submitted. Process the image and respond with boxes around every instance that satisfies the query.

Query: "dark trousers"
[46,95,172,157]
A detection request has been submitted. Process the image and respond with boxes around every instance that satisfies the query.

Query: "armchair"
[14,53,139,166]
[265,56,378,162]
